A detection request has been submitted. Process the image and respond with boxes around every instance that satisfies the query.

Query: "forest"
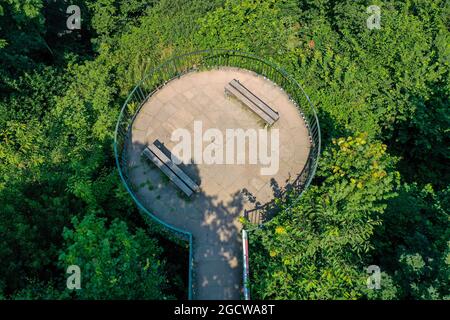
[0,0,448,300]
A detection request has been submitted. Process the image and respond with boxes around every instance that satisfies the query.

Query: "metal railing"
[113,49,321,300]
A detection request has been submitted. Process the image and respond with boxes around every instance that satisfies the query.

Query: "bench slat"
[142,147,194,197]
[225,79,279,125]
[148,144,199,192]
[230,79,279,121]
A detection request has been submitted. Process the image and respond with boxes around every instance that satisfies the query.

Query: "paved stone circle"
[125,67,310,299]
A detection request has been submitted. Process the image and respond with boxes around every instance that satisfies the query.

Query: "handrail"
[242,229,250,300]
[113,49,321,300]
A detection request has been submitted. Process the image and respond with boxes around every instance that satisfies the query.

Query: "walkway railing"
[113,49,321,300]
[242,230,251,300]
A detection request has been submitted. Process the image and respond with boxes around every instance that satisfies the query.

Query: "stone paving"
[125,68,310,300]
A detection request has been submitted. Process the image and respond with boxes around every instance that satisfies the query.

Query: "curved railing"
[113,49,321,300]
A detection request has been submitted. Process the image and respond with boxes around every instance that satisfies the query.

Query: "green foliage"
[0,0,46,92]
[59,214,170,299]
[0,177,74,293]
[239,1,449,298]
[364,272,399,300]
[393,87,450,186]
[249,134,399,299]
[371,184,450,299]
[85,0,157,41]
[195,0,298,56]
[0,1,172,299]
[284,0,449,140]
[10,281,61,300]
[107,0,225,91]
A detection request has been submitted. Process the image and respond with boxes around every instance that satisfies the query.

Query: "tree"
[59,214,170,299]
[195,0,298,56]
[371,184,450,299]
[248,133,399,299]
[0,0,448,301]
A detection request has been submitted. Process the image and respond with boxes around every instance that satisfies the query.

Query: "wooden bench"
[142,143,199,197]
[225,79,279,125]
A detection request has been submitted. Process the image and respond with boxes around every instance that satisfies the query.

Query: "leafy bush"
[248,134,399,299]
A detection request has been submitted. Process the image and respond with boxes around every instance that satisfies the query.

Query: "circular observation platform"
[114,51,320,300]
